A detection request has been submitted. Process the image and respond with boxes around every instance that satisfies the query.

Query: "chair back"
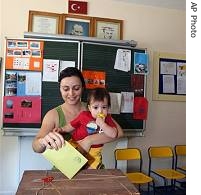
[175,145,186,171]
[148,146,175,171]
[114,148,142,171]
[175,145,186,156]
[148,146,173,158]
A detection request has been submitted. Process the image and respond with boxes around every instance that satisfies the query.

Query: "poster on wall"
[5,40,44,71]
[5,70,42,96]
[82,70,105,89]
[3,96,41,123]
[134,52,149,75]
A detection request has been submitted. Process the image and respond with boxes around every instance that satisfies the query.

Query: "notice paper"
[43,141,88,179]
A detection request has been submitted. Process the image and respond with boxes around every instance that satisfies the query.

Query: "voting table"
[16,169,140,195]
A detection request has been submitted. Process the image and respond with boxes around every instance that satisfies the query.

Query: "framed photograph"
[28,10,62,34]
[153,52,186,102]
[93,17,123,40]
[61,14,93,37]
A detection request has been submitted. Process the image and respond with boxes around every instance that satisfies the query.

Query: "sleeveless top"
[55,105,71,141]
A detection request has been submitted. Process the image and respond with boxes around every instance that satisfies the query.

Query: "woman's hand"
[38,132,65,151]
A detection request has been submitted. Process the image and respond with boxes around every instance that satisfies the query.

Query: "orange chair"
[115,148,155,194]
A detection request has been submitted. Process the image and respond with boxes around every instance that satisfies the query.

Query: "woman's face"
[60,76,83,105]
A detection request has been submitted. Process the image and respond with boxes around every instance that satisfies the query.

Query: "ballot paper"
[42,141,88,179]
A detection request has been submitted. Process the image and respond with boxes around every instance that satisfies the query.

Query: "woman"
[32,67,123,153]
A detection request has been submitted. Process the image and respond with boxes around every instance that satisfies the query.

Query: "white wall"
[0,0,186,194]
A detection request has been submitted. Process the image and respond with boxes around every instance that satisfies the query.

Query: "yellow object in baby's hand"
[97,113,105,118]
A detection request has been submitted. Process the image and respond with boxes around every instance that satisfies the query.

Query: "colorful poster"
[5,71,17,96]
[6,40,44,71]
[3,96,41,123]
[131,74,144,96]
[5,70,42,96]
[82,70,105,89]
[134,52,149,75]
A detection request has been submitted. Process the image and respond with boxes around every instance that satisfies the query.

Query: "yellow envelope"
[42,141,88,179]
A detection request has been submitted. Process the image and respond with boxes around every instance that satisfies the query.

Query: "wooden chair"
[114,148,155,194]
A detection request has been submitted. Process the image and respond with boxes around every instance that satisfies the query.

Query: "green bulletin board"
[81,42,146,131]
[2,37,147,135]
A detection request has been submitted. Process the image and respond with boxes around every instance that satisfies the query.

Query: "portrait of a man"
[65,20,90,36]
[96,21,121,40]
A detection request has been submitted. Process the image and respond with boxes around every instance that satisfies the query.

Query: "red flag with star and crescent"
[68,1,88,14]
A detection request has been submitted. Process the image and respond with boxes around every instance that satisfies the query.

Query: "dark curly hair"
[58,67,86,89]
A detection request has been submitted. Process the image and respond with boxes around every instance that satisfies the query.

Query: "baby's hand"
[96,116,105,128]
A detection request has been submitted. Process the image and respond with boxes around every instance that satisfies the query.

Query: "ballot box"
[16,169,140,195]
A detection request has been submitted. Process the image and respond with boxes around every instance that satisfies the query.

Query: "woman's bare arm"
[32,110,65,153]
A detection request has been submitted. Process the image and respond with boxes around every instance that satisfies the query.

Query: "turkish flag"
[68,1,88,14]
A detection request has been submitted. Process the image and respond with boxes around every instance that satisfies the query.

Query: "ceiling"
[115,0,186,10]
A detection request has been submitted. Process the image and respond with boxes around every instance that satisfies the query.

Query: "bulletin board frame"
[153,52,186,101]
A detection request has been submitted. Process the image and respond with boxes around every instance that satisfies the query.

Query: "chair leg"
[147,182,155,195]
[164,179,168,195]
[152,181,155,195]
[139,184,141,192]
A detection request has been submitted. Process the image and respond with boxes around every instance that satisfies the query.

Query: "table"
[16,169,140,195]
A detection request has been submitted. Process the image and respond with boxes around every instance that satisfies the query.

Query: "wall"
[0,0,186,194]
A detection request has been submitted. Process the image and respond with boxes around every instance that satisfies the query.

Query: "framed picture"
[61,14,93,37]
[153,52,186,102]
[93,17,123,40]
[28,10,62,34]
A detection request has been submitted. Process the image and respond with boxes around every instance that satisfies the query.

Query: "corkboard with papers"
[153,52,186,101]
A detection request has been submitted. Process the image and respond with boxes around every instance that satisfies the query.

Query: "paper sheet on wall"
[60,60,75,72]
[162,75,175,93]
[25,72,42,95]
[109,92,122,114]
[43,59,59,82]
[114,49,131,72]
[120,92,134,113]
[177,62,186,94]
[42,141,88,179]
[160,61,176,75]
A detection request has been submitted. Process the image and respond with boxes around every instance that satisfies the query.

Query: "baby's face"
[88,98,109,119]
